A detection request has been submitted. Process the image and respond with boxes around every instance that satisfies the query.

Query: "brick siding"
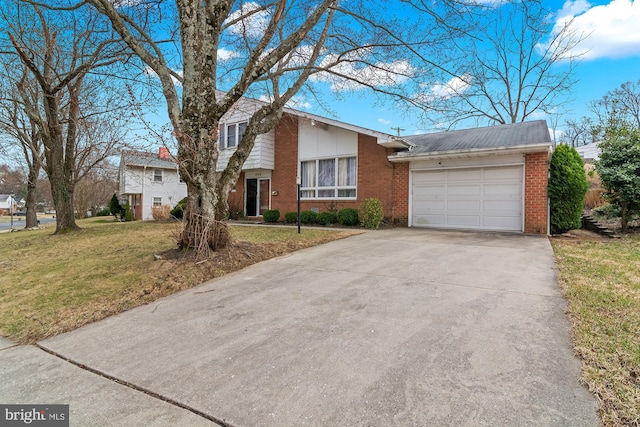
[524,151,549,234]
[269,114,397,220]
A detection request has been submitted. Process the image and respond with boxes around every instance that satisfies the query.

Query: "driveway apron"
[27,229,597,426]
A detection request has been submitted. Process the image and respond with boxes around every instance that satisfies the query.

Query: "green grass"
[552,236,640,426]
[0,218,358,344]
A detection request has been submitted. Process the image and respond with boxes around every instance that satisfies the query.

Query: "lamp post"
[9,193,14,229]
[296,176,301,234]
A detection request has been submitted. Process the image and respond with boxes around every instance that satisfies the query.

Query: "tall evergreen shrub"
[548,144,588,233]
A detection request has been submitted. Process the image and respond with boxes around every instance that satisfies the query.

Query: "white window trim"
[300,156,357,200]
[220,121,249,149]
[153,169,163,183]
[152,197,162,206]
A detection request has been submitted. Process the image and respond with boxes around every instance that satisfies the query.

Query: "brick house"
[222,99,551,234]
[121,97,552,234]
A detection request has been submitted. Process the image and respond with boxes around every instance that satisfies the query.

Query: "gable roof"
[391,120,552,161]
[121,150,178,169]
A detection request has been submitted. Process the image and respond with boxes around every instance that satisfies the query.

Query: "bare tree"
[32,0,472,256]
[2,1,133,233]
[591,80,640,129]
[559,117,597,147]
[74,161,117,218]
[420,0,585,128]
[0,60,45,228]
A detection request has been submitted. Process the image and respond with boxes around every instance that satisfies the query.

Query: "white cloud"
[428,74,473,100]
[552,0,640,60]
[226,2,270,39]
[217,48,240,61]
[259,94,312,110]
[378,118,391,125]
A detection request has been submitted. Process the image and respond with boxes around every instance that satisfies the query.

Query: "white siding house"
[119,148,187,220]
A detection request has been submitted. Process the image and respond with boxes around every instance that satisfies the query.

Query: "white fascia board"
[387,143,552,162]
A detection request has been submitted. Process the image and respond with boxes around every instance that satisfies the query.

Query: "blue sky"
[322,0,640,136]
[140,1,640,141]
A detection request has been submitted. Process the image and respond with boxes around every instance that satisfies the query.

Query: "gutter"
[387,143,553,162]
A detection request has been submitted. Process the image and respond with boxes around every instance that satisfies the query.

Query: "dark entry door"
[246,178,258,216]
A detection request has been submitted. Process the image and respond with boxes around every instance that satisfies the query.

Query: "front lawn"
[0,218,359,344]
[552,236,640,426]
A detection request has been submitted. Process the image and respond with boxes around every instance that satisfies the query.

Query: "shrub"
[263,209,280,223]
[593,203,620,219]
[549,144,588,234]
[171,197,187,219]
[284,211,298,223]
[152,205,171,221]
[109,193,121,217]
[359,198,384,229]
[300,210,318,224]
[316,211,337,225]
[96,208,111,217]
[337,208,359,226]
[124,200,135,222]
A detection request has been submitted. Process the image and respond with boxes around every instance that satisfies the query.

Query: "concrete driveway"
[1,228,598,426]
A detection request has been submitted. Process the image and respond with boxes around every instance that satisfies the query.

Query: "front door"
[246,178,270,216]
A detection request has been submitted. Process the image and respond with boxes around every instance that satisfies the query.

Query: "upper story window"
[219,121,248,149]
[153,169,163,183]
[300,156,357,199]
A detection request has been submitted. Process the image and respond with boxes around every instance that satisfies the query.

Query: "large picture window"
[219,121,248,149]
[300,156,357,199]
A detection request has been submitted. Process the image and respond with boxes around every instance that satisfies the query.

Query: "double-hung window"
[300,156,357,199]
[219,121,248,149]
[153,169,163,183]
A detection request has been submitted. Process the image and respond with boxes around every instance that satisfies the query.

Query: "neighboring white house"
[575,142,600,161]
[0,194,16,215]
[119,147,187,220]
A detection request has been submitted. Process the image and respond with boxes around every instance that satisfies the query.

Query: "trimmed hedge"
[284,211,298,223]
[300,210,318,224]
[337,208,359,226]
[263,209,280,223]
[316,211,337,225]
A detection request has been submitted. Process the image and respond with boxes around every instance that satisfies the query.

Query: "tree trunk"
[47,156,79,234]
[24,163,39,228]
[621,200,628,233]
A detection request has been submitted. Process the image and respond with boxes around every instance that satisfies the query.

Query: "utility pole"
[391,126,405,136]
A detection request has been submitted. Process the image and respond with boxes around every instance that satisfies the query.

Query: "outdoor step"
[581,215,621,239]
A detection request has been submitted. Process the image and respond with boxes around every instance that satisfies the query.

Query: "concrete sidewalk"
[1,229,599,426]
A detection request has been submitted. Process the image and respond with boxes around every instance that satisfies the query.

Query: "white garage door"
[411,166,523,231]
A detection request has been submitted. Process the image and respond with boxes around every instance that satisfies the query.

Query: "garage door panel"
[447,215,481,227]
[447,200,481,211]
[447,185,481,196]
[414,199,445,211]
[415,171,447,182]
[483,215,522,229]
[483,200,521,212]
[484,183,521,196]
[411,166,523,232]
[413,185,445,198]
[414,214,445,226]
[448,169,482,181]
[483,167,522,180]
